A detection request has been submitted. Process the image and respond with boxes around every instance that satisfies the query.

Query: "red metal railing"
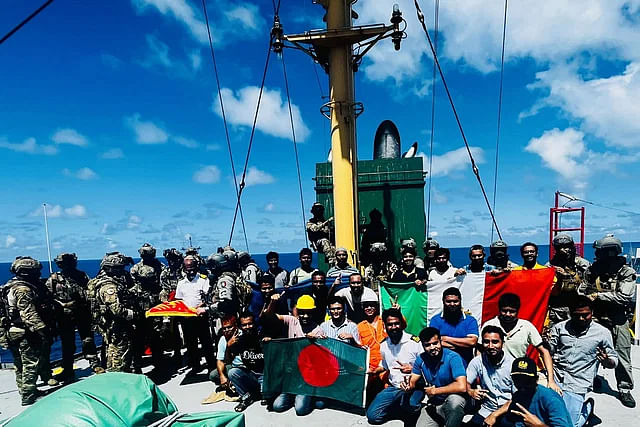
[549,191,585,259]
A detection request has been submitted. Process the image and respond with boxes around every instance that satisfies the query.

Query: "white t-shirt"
[335,286,378,312]
[483,317,543,359]
[380,332,423,387]
[428,266,458,281]
[175,274,210,308]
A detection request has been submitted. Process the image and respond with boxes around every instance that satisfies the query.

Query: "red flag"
[145,300,198,318]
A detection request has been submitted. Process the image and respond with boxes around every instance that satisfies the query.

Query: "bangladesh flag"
[262,338,369,408]
[381,269,556,335]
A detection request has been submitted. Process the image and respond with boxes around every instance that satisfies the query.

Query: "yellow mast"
[280,1,404,266]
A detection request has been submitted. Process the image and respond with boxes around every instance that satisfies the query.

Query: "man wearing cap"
[332,273,378,323]
[267,295,326,415]
[512,242,545,271]
[549,296,618,426]
[327,247,359,278]
[546,234,590,328]
[483,357,572,427]
[487,240,519,272]
[366,308,424,425]
[405,326,468,427]
[581,234,635,408]
[357,293,387,403]
[306,202,336,265]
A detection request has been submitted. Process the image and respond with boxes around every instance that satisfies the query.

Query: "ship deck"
[1,348,639,426]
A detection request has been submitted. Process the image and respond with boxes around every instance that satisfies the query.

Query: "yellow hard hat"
[296,295,316,310]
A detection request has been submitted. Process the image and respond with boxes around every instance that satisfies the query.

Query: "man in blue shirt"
[403,327,467,427]
[429,287,479,364]
[483,357,572,427]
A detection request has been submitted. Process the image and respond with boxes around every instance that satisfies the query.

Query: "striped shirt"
[320,318,361,345]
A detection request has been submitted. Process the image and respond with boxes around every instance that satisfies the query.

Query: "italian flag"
[381,269,556,335]
[262,338,369,407]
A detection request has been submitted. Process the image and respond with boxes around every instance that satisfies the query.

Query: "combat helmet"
[594,234,622,255]
[400,238,417,250]
[54,252,78,268]
[423,238,440,251]
[138,243,156,258]
[222,250,238,271]
[207,253,226,272]
[552,233,574,247]
[310,202,324,214]
[10,256,42,277]
[135,264,156,281]
[369,242,387,253]
[237,251,251,265]
[100,252,132,271]
[163,248,183,261]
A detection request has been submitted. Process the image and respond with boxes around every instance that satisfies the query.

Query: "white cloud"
[214,86,311,141]
[238,166,275,187]
[418,146,485,178]
[143,34,172,67]
[525,127,639,192]
[0,137,57,155]
[264,203,275,212]
[101,148,124,159]
[5,235,16,248]
[30,204,88,218]
[173,136,199,148]
[524,62,640,149]
[189,49,202,70]
[51,128,88,146]
[132,0,265,45]
[62,167,98,180]
[206,144,222,151]
[125,113,169,144]
[193,165,221,184]
[128,215,142,229]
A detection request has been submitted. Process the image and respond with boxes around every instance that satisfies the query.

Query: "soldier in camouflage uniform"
[545,234,590,327]
[400,238,424,269]
[160,248,184,364]
[3,257,50,405]
[363,242,395,291]
[46,253,99,381]
[306,202,336,265]
[582,234,636,408]
[131,243,165,283]
[238,251,262,283]
[130,264,166,374]
[89,252,136,373]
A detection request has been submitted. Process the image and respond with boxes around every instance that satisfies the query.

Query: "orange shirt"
[357,316,388,370]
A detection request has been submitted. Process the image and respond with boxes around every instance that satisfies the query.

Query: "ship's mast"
[279,0,405,265]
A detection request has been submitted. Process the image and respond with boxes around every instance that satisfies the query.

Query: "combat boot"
[619,390,636,408]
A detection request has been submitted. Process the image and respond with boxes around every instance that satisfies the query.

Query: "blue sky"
[2,0,640,262]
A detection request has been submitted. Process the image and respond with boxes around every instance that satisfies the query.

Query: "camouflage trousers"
[316,238,336,265]
[103,326,133,373]
[8,331,43,405]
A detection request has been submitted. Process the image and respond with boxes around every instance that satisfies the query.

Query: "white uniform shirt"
[335,286,378,313]
[175,274,210,308]
[380,331,423,387]
[428,266,458,281]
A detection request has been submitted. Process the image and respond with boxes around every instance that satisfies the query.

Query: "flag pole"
[43,203,53,274]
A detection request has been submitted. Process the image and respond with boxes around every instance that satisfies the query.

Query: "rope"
[413,0,503,239]
[201,0,249,251]
[426,0,439,239]
[490,0,508,242]
[281,51,309,247]
[229,36,274,244]
[0,0,54,45]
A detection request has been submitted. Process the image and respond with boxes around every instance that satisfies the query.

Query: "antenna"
[43,203,53,274]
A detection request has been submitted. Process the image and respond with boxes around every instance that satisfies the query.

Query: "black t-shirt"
[391,267,428,282]
[229,332,264,374]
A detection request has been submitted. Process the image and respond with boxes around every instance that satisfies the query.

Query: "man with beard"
[466,326,515,426]
[327,247,359,278]
[227,312,265,412]
[46,252,99,382]
[545,234,590,328]
[549,296,618,426]
[428,248,461,281]
[303,270,329,324]
[487,240,519,272]
[357,293,387,404]
[318,296,360,345]
[405,327,467,427]
[268,295,326,416]
[175,255,215,374]
[512,243,545,271]
[265,252,289,289]
[288,248,315,287]
[483,357,572,427]
[332,273,377,323]
[366,308,424,425]
[390,247,428,286]
[581,234,635,408]
[483,293,561,394]
[159,248,184,365]
[429,287,478,364]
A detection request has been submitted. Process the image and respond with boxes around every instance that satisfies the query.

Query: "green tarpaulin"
[6,373,176,426]
[263,337,368,407]
[170,411,245,427]
[380,281,428,336]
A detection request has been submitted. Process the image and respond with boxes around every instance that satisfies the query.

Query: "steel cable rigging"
[426,0,439,239]
[0,0,54,45]
[413,0,503,239]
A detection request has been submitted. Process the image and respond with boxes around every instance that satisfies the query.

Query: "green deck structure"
[314,157,426,268]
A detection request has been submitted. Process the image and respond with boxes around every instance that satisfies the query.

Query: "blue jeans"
[562,391,591,427]
[228,367,263,398]
[366,386,424,424]
[272,393,325,416]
